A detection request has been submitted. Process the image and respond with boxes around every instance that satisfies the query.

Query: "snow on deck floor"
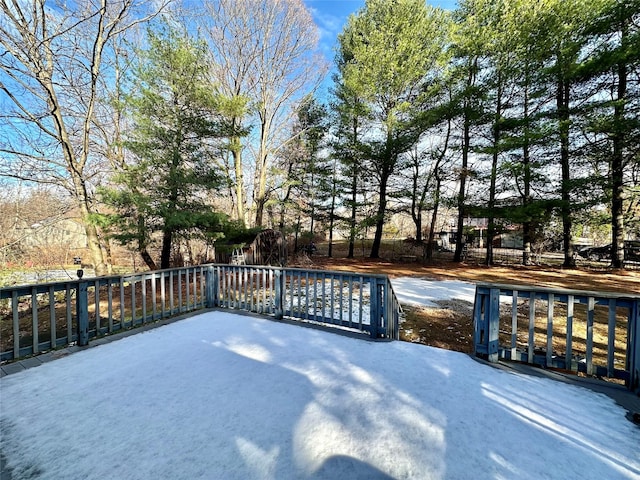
[1,311,639,480]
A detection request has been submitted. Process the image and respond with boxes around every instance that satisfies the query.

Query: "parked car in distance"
[577,240,640,262]
[578,244,611,261]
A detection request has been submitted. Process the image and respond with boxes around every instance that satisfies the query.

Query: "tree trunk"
[454,103,471,262]
[347,117,359,259]
[370,168,389,259]
[485,77,502,266]
[73,174,108,276]
[140,248,158,270]
[254,116,271,227]
[232,138,246,226]
[611,19,628,269]
[454,59,476,263]
[160,228,173,269]
[426,172,442,261]
[558,76,575,267]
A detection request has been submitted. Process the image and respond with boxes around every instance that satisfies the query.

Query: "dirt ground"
[293,254,640,355]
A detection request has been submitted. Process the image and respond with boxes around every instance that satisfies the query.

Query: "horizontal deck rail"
[0,264,401,363]
[473,283,640,394]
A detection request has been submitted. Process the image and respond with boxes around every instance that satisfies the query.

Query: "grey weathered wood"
[305,271,310,320]
[66,285,72,343]
[243,268,249,309]
[348,279,354,329]
[0,264,403,362]
[95,281,100,332]
[630,300,640,394]
[31,287,38,354]
[161,272,166,317]
[607,299,617,378]
[120,281,125,326]
[12,291,19,358]
[108,282,114,332]
[274,269,283,319]
[131,279,137,324]
[151,273,157,319]
[546,293,554,367]
[49,286,56,348]
[321,273,327,320]
[358,277,364,327]
[169,271,175,313]
[488,288,500,362]
[528,294,536,364]
[142,277,147,323]
[178,270,183,312]
[339,276,344,325]
[77,281,89,346]
[511,290,518,359]
[200,267,206,307]
[185,269,190,312]
[566,295,574,371]
[586,296,595,376]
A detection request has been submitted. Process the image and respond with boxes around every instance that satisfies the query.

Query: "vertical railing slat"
[161,271,166,317]
[586,296,595,376]
[528,293,536,364]
[566,295,574,372]
[142,276,147,323]
[305,271,310,320]
[151,273,157,320]
[119,281,125,327]
[169,271,174,314]
[95,281,100,334]
[511,290,518,360]
[348,278,353,329]
[49,286,56,348]
[107,281,113,332]
[358,276,364,328]
[185,269,190,312]
[12,291,19,358]
[66,284,72,344]
[178,270,183,312]
[330,275,335,324]
[339,275,344,325]
[607,299,617,378]
[31,287,38,354]
[546,293,554,367]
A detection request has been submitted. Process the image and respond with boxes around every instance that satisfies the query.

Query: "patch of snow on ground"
[391,277,476,307]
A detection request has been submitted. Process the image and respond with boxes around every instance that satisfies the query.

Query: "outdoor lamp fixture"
[74,256,83,279]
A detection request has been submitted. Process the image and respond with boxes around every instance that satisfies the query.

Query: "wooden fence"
[473,283,640,394]
[0,265,401,362]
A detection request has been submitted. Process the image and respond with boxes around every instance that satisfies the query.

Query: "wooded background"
[1,0,638,272]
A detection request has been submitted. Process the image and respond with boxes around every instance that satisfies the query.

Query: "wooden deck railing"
[473,283,640,394]
[0,265,401,362]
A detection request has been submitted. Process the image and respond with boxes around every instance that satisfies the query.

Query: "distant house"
[21,218,87,250]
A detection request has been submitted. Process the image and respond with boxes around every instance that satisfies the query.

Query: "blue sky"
[304,0,459,58]
[303,0,459,97]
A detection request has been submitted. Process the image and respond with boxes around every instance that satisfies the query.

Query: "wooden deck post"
[274,269,284,320]
[487,288,500,362]
[369,279,383,339]
[205,266,218,308]
[76,281,89,346]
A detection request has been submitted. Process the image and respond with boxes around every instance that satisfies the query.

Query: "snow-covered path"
[1,309,638,480]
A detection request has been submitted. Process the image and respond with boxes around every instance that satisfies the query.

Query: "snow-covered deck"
[1,310,638,480]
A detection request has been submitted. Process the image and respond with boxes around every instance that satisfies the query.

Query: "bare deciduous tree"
[200,0,327,227]
[0,0,169,275]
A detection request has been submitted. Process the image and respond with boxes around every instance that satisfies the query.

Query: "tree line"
[1,0,638,272]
